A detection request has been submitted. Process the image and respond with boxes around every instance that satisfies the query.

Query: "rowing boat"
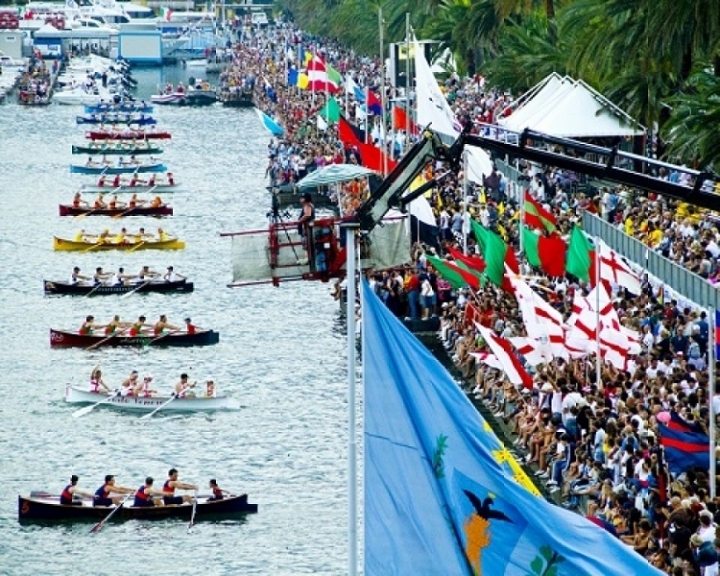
[81,181,179,193]
[49,328,219,348]
[65,385,239,412]
[86,130,171,141]
[71,144,163,155]
[18,493,257,522]
[53,237,185,252]
[70,162,167,175]
[43,279,193,295]
[58,204,173,217]
[84,103,154,114]
[76,114,157,126]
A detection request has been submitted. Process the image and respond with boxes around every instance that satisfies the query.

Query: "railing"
[581,212,720,309]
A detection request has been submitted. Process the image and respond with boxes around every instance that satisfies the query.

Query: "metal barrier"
[581,212,720,309]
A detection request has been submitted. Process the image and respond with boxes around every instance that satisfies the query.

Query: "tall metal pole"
[595,241,602,390]
[710,307,717,499]
[344,222,359,576]
[379,7,387,177]
[405,12,410,148]
[462,150,468,255]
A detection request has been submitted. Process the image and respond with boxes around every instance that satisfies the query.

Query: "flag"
[338,115,367,145]
[345,76,365,102]
[316,114,328,132]
[366,89,382,116]
[597,240,642,294]
[320,97,340,123]
[523,192,557,233]
[522,226,567,277]
[362,281,664,576]
[475,323,534,389]
[287,67,299,87]
[254,109,284,136]
[471,220,519,290]
[426,255,479,291]
[565,226,595,284]
[305,55,340,93]
[658,412,710,475]
[413,38,459,138]
[392,104,419,136]
[327,63,343,87]
[160,6,172,21]
[716,310,720,360]
[446,246,485,275]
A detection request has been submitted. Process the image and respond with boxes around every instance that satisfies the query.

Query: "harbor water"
[0,67,354,576]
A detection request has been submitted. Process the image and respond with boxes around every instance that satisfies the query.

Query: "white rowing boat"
[65,385,240,413]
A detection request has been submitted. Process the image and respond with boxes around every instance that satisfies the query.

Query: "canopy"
[297,164,376,189]
[499,73,645,138]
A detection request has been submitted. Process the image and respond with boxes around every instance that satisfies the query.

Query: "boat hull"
[70,163,167,175]
[53,237,185,252]
[84,104,154,114]
[65,385,239,411]
[50,329,219,348]
[150,91,217,106]
[86,131,171,140]
[71,144,163,155]
[43,279,193,295]
[76,116,157,126]
[18,494,257,522]
[58,205,173,217]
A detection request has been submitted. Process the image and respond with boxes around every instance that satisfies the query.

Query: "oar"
[85,327,129,351]
[128,240,146,252]
[138,393,177,420]
[90,492,132,533]
[72,390,120,418]
[120,278,154,299]
[82,240,106,253]
[187,490,198,533]
[83,282,105,299]
[111,185,157,219]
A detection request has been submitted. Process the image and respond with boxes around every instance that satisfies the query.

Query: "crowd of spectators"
[229,20,720,574]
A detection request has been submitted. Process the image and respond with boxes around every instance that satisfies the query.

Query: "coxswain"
[150,195,163,208]
[207,479,227,501]
[162,468,197,505]
[183,317,196,335]
[104,314,126,335]
[153,314,179,336]
[70,266,90,285]
[120,369,139,396]
[79,315,100,335]
[60,475,94,506]
[134,374,156,397]
[204,378,216,398]
[133,477,164,508]
[89,363,111,393]
[94,193,107,209]
[93,475,134,507]
[157,227,169,242]
[128,315,150,337]
[174,373,196,398]
[163,266,185,283]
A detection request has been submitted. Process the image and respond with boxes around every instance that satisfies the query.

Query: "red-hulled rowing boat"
[58,204,174,217]
[49,329,219,348]
[85,130,172,141]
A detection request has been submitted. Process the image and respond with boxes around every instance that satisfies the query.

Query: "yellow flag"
[496,223,508,241]
[497,202,505,217]
[478,188,486,204]
[297,73,310,90]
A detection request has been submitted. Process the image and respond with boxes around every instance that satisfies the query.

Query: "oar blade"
[72,405,96,418]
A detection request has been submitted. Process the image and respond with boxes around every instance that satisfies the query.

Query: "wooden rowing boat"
[76,114,157,126]
[84,103,153,114]
[58,204,173,217]
[18,493,257,522]
[53,237,185,252]
[86,130,171,141]
[71,144,163,155]
[70,162,167,175]
[43,279,193,295]
[65,385,239,412]
[49,328,219,348]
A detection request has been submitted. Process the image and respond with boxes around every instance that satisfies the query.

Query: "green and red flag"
[521,226,567,277]
[446,246,486,275]
[426,255,480,291]
[470,220,519,291]
[565,226,596,284]
[523,191,557,233]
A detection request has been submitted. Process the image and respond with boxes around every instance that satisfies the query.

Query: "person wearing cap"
[93,475,134,507]
[60,474,94,506]
[204,378,216,398]
[174,373,196,398]
[296,192,315,264]
[134,374,157,398]
[163,265,185,283]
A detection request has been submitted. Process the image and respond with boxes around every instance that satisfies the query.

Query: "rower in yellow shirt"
[157,227,169,242]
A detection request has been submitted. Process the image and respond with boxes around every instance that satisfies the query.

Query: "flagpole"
[710,306,716,499]
[343,221,360,576]
[595,239,602,391]
[462,150,468,255]
[379,6,387,177]
[519,189,526,255]
[405,12,410,149]
[365,85,369,144]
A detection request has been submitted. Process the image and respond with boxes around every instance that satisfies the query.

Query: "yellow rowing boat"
[53,236,186,252]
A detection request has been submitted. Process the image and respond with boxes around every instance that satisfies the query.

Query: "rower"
[204,378,216,398]
[93,475,134,507]
[109,267,131,286]
[94,193,107,209]
[104,314,126,335]
[137,265,160,281]
[128,315,150,337]
[70,266,91,285]
[174,373,196,398]
[113,227,128,244]
[74,229,89,243]
[134,374,156,397]
[79,315,102,336]
[89,364,111,393]
[73,192,88,208]
[94,266,110,285]
[120,370,139,396]
[128,193,142,209]
[164,266,185,283]
[129,174,141,187]
[147,174,157,186]
[112,174,121,187]
[96,229,111,243]
[157,227,169,242]
[167,172,175,186]
[133,477,164,508]
[60,475,94,506]
[98,175,108,187]
[154,314,179,336]
[150,195,163,208]
[162,468,197,505]
[108,194,124,209]
[207,479,227,501]
[183,317,196,335]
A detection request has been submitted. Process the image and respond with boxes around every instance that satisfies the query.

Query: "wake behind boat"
[64,385,239,412]
[18,493,257,522]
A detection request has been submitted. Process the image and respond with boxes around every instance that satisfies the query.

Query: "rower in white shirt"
[163,266,186,283]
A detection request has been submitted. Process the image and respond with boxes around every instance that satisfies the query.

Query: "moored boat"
[18,493,257,522]
[71,143,163,156]
[44,278,193,295]
[64,385,238,412]
[69,162,167,175]
[86,130,172,141]
[220,90,254,108]
[53,236,185,252]
[49,328,219,348]
[150,88,217,107]
[58,204,173,217]
[76,114,157,126]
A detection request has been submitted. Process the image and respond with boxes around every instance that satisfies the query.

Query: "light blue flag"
[362,280,664,576]
[255,108,284,137]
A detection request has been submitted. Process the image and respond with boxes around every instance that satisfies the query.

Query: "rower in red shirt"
[93,475,133,507]
[207,479,228,501]
[133,477,164,508]
[60,474,94,506]
[162,468,198,505]
[184,317,196,335]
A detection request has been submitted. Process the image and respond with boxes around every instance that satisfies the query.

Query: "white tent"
[498,74,645,138]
